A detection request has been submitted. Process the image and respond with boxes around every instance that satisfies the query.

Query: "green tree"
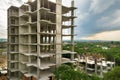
[103,67,120,80]
[90,74,101,80]
[54,64,89,80]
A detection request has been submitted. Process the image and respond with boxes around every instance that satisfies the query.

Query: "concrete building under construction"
[76,56,115,78]
[7,0,77,80]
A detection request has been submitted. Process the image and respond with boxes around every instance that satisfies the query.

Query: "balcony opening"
[31,13,37,22]
[31,35,37,43]
[10,8,19,16]
[11,63,18,69]
[11,45,18,52]
[29,66,37,75]
[11,54,18,61]
[11,27,15,34]
[31,26,37,33]
[31,45,37,53]
[20,45,29,53]
[49,1,56,13]
[20,5,29,16]
[19,17,29,25]
[31,56,37,64]
[20,54,28,63]
[20,36,28,43]
[10,17,18,25]
[20,26,29,34]
[31,0,37,12]
[10,72,19,78]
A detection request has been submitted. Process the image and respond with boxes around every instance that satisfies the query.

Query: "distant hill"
[0,39,7,42]
[76,40,108,42]
[77,40,120,42]
[64,39,120,42]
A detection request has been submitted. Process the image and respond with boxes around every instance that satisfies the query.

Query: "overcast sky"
[0,0,120,41]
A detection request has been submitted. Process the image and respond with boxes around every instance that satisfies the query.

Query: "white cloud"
[0,0,27,38]
[81,30,120,41]
[74,0,92,26]
[89,0,117,14]
[49,0,56,3]
[0,0,120,41]
[77,11,89,21]
[49,0,71,6]
[75,0,87,7]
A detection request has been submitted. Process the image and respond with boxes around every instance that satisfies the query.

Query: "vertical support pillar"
[85,57,88,73]
[28,5,31,75]
[113,58,115,67]
[7,9,11,79]
[48,29,51,51]
[45,25,47,51]
[18,8,21,80]
[71,0,75,60]
[95,58,97,74]
[56,0,62,67]
[37,0,41,79]
[53,30,55,51]
[110,63,113,69]
[100,62,103,77]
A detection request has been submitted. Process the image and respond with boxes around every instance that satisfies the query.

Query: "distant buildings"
[0,39,7,43]
[75,55,115,77]
[102,47,109,50]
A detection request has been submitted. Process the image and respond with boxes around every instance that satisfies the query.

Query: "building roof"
[8,6,19,10]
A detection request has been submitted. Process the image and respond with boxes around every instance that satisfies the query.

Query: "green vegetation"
[91,74,101,80]
[54,65,120,80]
[63,41,120,66]
[61,41,120,80]
[54,64,90,80]
[103,67,120,80]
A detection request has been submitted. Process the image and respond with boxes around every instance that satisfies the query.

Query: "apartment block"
[7,0,77,80]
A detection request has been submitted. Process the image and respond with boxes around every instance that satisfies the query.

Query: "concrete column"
[27,5,32,77]
[53,30,55,51]
[56,0,62,67]
[100,62,103,77]
[85,57,87,73]
[44,24,47,51]
[110,64,113,69]
[28,4,31,63]
[7,12,10,75]
[95,58,97,74]
[37,0,41,79]
[18,8,21,80]
[71,0,75,60]
[113,58,115,67]
[48,29,51,51]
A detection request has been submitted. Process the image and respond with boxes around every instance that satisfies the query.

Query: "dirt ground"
[0,75,7,80]
[0,55,7,69]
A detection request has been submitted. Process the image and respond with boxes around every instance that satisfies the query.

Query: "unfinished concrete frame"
[7,0,77,80]
[77,56,115,78]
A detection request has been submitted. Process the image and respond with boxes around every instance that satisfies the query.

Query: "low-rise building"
[76,55,115,77]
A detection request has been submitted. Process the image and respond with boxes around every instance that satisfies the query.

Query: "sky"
[0,0,120,41]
